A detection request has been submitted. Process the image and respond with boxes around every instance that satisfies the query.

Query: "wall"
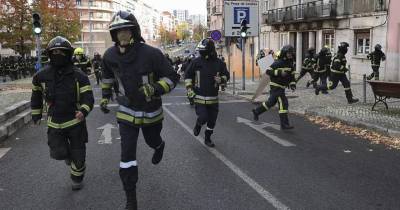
[384,0,400,81]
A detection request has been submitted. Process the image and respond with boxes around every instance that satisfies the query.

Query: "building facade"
[75,0,114,56]
[173,9,189,23]
[189,14,206,26]
[260,0,389,79]
[161,11,176,32]
[75,0,161,56]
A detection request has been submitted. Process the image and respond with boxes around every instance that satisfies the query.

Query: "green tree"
[176,22,190,41]
[0,0,33,56]
[192,24,207,42]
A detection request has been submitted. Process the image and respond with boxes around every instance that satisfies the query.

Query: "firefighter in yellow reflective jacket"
[185,38,230,147]
[100,11,178,210]
[30,36,94,191]
[73,47,92,75]
[296,47,317,88]
[252,45,296,130]
[315,42,359,104]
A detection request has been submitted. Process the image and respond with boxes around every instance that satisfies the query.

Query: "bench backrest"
[368,81,400,98]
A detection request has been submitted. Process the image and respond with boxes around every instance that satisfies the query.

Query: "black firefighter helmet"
[338,42,349,54]
[109,10,145,43]
[196,38,217,58]
[375,44,382,51]
[279,45,295,60]
[46,36,74,57]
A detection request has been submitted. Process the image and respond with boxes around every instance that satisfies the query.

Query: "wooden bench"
[368,80,400,111]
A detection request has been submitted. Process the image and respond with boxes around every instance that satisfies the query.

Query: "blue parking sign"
[234,7,249,24]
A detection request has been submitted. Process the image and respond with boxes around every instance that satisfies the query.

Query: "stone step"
[0,100,30,124]
[0,109,31,143]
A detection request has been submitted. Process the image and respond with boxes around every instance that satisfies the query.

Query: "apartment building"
[75,0,161,55]
[75,0,114,56]
[260,0,389,79]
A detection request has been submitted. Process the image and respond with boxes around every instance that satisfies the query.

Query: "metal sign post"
[35,35,42,71]
[242,37,246,90]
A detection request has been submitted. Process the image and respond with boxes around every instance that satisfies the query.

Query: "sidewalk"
[0,78,32,112]
[226,76,400,138]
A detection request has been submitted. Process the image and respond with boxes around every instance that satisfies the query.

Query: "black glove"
[32,114,42,125]
[290,84,296,91]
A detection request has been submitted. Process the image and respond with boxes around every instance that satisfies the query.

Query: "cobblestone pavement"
[0,78,32,111]
[226,75,400,137]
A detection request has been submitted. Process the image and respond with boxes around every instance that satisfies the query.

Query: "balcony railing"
[265,0,338,25]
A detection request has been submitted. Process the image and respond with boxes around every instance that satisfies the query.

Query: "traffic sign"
[224,1,259,37]
[210,30,222,41]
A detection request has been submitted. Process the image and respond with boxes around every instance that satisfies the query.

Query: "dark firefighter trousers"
[94,69,102,85]
[368,66,380,80]
[195,103,219,135]
[47,123,88,183]
[312,71,328,92]
[118,122,163,192]
[256,87,290,126]
[320,73,354,100]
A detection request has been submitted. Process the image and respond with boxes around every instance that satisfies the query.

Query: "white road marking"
[237,117,296,147]
[97,123,116,144]
[0,148,11,159]
[93,100,248,108]
[164,107,290,210]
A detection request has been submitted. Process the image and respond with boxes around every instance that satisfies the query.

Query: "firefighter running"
[92,52,102,85]
[100,11,178,210]
[185,38,230,147]
[252,45,296,130]
[312,46,332,94]
[30,36,94,191]
[73,47,92,75]
[315,42,359,104]
[367,44,386,80]
[296,47,317,88]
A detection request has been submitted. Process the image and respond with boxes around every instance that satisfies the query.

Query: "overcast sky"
[144,0,207,16]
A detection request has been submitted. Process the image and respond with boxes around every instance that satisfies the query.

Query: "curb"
[224,90,400,138]
[0,101,31,143]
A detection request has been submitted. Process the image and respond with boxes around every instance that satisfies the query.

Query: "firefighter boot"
[193,123,202,136]
[204,129,215,148]
[315,86,320,95]
[280,113,294,130]
[71,180,83,191]
[252,105,267,121]
[125,190,137,210]
[345,89,359,104]
[152,141,165,165]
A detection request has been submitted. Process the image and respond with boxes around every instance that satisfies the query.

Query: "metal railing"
[265,0,338,25]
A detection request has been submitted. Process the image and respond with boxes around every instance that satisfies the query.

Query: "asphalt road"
[1,82,400,210]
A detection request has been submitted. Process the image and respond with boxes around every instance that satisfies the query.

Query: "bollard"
[363,74,367,104]
[233,72,236,95]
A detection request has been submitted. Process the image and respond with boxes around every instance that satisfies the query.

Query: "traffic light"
[240,19,249,38]
[32,13,42,35]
